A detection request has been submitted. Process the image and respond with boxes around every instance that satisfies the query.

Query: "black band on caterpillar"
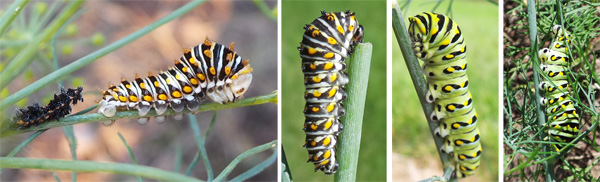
[538,25,580,151]
[299,10,363,175]
[408,12,481,178]
[98,37,253,124]
[15,87,84,128]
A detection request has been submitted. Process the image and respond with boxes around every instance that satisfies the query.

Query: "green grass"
[281,1,387,181]
[392,0,499,181]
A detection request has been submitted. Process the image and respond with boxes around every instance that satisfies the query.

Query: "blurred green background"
[281,0,386,181]
[392,0,499,181]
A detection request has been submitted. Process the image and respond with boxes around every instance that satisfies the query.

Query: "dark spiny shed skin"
[15,87,84,128]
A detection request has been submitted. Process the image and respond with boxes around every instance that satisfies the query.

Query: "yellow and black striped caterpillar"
[98,37,253,124]
[299,10,363,175]
[408,12,481,178]
[538,25,580,151]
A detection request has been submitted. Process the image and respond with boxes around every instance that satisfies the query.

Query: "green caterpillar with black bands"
[408,12,481,178]
[538,25,580,152]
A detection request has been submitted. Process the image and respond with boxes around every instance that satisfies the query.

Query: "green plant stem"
[187,113,214,181]
[526,0,554,181]
[0,0,30,37]
[0,92,277,137]
[214,140,277,181]
[0,0,207,111]
[392,3,453,180]
[334,43,371,182]
[0,157,203,182]
[0,1,83,91]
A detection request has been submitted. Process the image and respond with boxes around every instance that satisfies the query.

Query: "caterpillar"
[98,37,253,124]
[299,10,363,175]
[15,87,84,128]
[408,12,481,178]
[538,25,579,152]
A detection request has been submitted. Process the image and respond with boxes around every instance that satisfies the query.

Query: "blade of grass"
[0,0,208,111]
[0,157,203,182]
[187,113,213,181]
[230,146,277,181]
[0,0,31,37]
[213,140,277,181]
[117,132,142,182]
[334,43,371,182]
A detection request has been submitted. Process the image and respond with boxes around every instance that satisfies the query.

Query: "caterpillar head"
[230,61,253,101]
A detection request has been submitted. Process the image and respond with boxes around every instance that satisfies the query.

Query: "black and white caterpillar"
[15,87,84,128]
[98,37,253,124]
[538,25,580,152]
[408,12,481,178]
[299,10,363,175]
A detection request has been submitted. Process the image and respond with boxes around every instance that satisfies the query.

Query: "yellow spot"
[459,155,466,160]
[328,88,337,97]
[166,78,171,84]
[328,37,337,45]
[444,86,453,92]
[143,95,153,102]
[330,73,337,82]
[324,53,334,59]
[189,57,196,64]
[323,150,331,159]
[441,39,450,46]
[326,103,335,112]
[313,91,322,97]
[119,96,127,102]
[461,47,465,53]
[337,25,344,34]
[226,53,233,61]
[446,67,455,73]
[312,76,322,83]
[349,24,354,31]
[324,62,334,70]
[464,100,469,106]
[456,140,464,145]
[183,86,193,93]
[311,30,320,37]
[455,28,460,34]
[324,119,332,129]
[203,50,212,58]
[323,137,331,146]
[312,107,319,112]
[446,54,454,59]
[182,67,188,73]
[175,74,181,80]
[125,84,131,89]
[231,74,238,79]
[190,78,198,85]
[154,81,160,87]
[209,67,216,75]
[129,95,138,102]
[311,124,318,130]
[319,160,329,165]
[197,73,206,81]
[308,47,317,55]
[448,105,456,111]
[310,63,317,70]
[140,82,146,89]
[549,72,554,76]
[225,66,231,75]
[431,27,438,35]
[172,91,182,98]
[453,123,460,129]
[159,94,168,100]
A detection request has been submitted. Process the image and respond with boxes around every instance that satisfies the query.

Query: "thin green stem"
[1,92,277,137]
[0,0,31,37]
[334,43,371,182]
[0,157,203,182]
